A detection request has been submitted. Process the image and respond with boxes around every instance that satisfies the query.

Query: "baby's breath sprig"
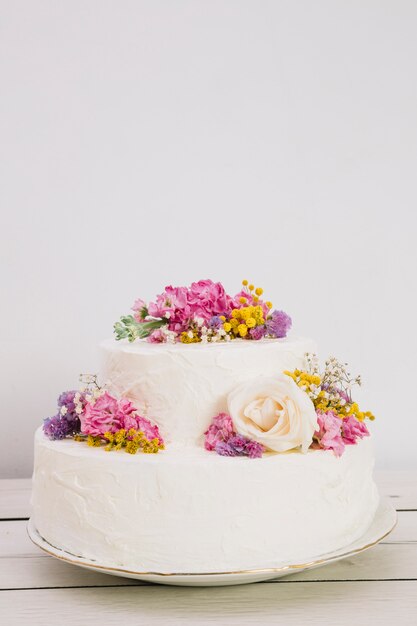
[286,353,375,422]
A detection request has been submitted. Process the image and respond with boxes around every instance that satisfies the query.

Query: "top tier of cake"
[100,337,316,446]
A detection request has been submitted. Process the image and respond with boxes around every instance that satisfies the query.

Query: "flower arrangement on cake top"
[43,375,164,454]
[205,354,374,458]
[114,279,292,344]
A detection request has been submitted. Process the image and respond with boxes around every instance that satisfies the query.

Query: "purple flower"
[57,389,83,432]
[244,439,264,459]
[205,413,265,458]
[209,316,223,330]
[249,325,266,341]
[266,310,292,338]
[215,441,238,456]
[43,414,73,440]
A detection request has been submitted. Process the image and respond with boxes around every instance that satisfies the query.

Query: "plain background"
[1,0,416,478]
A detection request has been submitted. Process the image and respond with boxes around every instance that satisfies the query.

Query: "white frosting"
[32,336,379,573]
[100,337,317,446]
[32,429,379,573]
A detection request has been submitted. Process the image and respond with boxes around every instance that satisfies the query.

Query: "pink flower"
[132,298,147,322]
[148,285,191,333]
[314,411,345,457]
[136,415,164,445]
[204,412,234,451]
[147,328,166,343]
[80,392,137,436]
[342,415,370,445]
[188,280,233,321]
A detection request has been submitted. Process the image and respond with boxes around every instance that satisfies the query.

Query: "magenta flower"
[136,415,164,445]
[314,411,345,456]
[80,392,137,436]
[147,328,166,343]
[205,413,264,458]
[342,415,370,445]
[148,285,191,333]
[188,280,233,321]
[132,298,147,322]
[204,412,234,451]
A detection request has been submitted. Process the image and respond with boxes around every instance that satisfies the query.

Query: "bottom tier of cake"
[32,428,379,573]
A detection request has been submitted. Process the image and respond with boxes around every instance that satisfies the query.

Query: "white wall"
[1,0,416,477]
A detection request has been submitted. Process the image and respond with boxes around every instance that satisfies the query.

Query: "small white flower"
[164,312,171,319]
[194,317,204,327]
[75,406,83,415]
[201,335,208,344]
[187,330,194,339]
[60,405,68,416]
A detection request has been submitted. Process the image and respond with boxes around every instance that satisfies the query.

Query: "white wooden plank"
[1,581,416,626]
[375,470,417,510]
[0,479,32,519]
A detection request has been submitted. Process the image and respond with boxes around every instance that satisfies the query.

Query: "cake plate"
[28,499,396,587]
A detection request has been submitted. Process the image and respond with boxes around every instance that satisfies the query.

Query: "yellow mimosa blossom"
[238,323,248,337]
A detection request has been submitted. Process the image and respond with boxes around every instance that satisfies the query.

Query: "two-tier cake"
[32,279,379,574]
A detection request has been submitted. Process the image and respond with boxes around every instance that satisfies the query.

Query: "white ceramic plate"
[28,499,396,587]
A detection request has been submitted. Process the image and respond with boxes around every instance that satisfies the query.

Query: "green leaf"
[113,316,167,342]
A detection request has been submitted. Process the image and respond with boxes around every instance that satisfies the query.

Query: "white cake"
[32,336,379,574]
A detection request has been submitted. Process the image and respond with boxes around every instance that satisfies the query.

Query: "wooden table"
[1,472,416,625]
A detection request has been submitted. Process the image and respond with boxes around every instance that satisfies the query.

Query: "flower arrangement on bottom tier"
[43,375,164,454]
[204,354,375,458]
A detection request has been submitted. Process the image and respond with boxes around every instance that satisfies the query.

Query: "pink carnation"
[188,280,233,321]
[147,328,166,343]
[204,412,234,451]
[148,285,191,333]
[314,411,345,457]
[80,392,137,437]
[342,415,370,445]
[136,415,164,445]
[132,298,147,322]
[315,411,370,456]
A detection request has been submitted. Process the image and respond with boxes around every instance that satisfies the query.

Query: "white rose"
[227,375,318,453]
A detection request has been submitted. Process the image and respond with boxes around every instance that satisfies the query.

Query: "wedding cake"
[32,279,379,574]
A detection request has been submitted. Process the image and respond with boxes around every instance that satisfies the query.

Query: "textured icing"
[32,429,379,573]
[100,337,317,446]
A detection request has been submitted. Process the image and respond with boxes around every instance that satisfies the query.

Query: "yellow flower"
[239,296,247,304]
[223,322,232,332]
[238,323,248,337]
[246,317,256,328]
[219,315,226,322]
[248,284,254,291]
[266,301,272,309]
[230,318,239,328]
[255,287,263,296]
[253,295,259,303]
[231,309,240,318]
[242,279,248,286]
